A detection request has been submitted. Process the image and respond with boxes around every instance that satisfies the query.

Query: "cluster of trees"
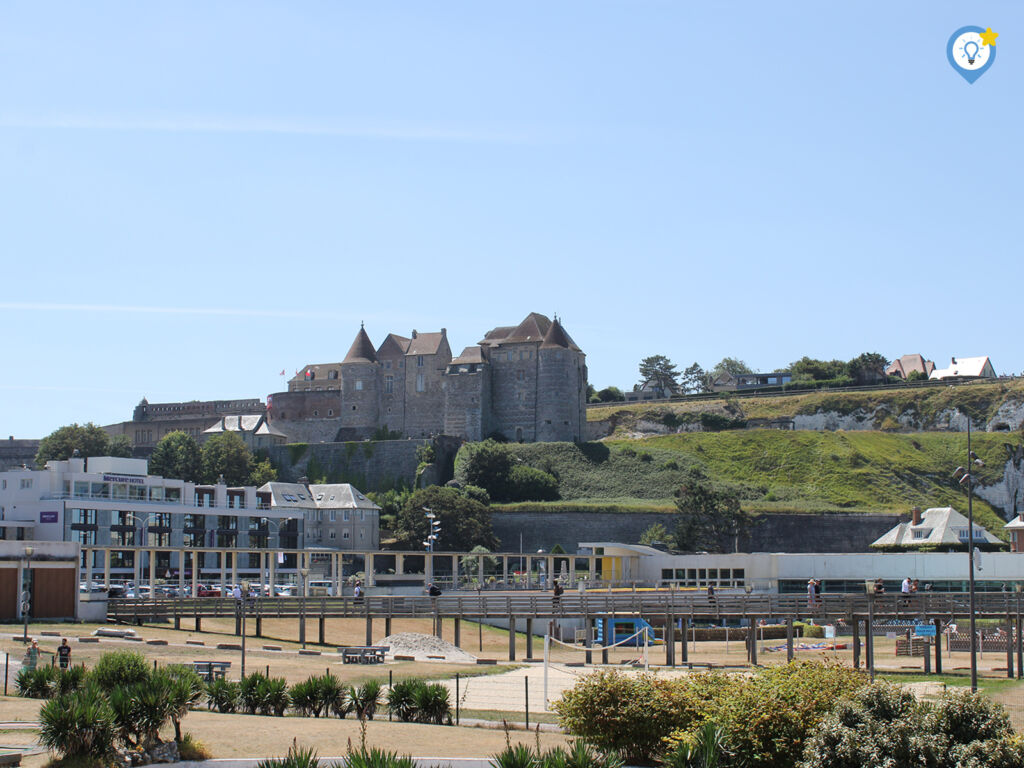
[148,431,277,487]
[36,422,277,488]
[639,475,754,553]
[35,423,133,466]
[599,351,893,399]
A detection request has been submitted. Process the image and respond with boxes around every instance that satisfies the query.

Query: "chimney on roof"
[412,330,418,339]
[441,328,446,336]
[951,356,957,364]
[911,506,922,525]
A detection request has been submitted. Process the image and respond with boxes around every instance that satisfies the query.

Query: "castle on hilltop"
[268,312,588,444]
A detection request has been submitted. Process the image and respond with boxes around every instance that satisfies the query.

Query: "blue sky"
[1,2,1021,438]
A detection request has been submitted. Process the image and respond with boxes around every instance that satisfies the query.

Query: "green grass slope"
[477,432,1014,539]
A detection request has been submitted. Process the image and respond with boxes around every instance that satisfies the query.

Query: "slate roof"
[870,507,1001,548]
[406,330,446,356]
[540,318,580,350]
[451,346,487,365]
[886,354,935,379]
[259,482,381,511]
[377,333,411,357]
[204,414,288,438]
[343,326,378,364]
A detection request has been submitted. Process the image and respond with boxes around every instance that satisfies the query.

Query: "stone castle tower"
[268,313,586,443]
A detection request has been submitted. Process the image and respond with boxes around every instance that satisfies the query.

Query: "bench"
[341,646,389,664]
[192,660,232,682]
[0,752,23,767]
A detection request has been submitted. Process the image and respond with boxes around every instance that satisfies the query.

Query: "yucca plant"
[260,677,291,717]
[16,665,57,698]
[206,678,240,714]
[661,724,732,768]
[132,674,175,747]
[413,682,451,725]
[241,671,270,714]
[159,665,205,741]
[257,742,320,768]
[349,680,383,721]
[314,673,345,718]
[565,741,623,768]
[386,679,420,723]
[490,744,537,768]
[54,665,88,697]
[39,685,118,761]
[289,679,317,717]
[108,684,142,748]
[342,747,417,768]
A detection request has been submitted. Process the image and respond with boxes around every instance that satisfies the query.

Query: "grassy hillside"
[587,379,1024,435]
[474,432,1014,539]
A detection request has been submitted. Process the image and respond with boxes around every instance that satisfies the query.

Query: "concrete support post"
[680,617,688,663]
[589,557,597,583]
[502,556,508,587]
[665,614,675,666]
[748,619,758,665]
[454,617,461,649]
[525,557,532,589]
[935,618,943,675]
[191,551,199,598]
[319,615,326,646]
[452,555,459,589]
[395,554,404,576]
[478,557,484,588]
[231,553,238,592]
[365,615,373,646]
[385,617,392,637]
[853,618,861,669]
[508,615,516,661]
[526,618,534,659]
[256,613,263,637]
[786,618,794,662]
[268,552,275,593]
[178,551,185,595]
[366,553,375,587]
[104,549,111,590]
[584,615,593,665]
[148,550,156,592]
[435,615,443,640]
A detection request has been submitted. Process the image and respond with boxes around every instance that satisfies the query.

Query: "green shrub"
[39,685,118,762]
[350,679,383,720]
[55,665,88,696]
[463,484,492,505]
[491,744,536,768]
[260,677,291,716]
[16,665,57,698]
[91,650,150,692]
[257,743,320,768]
[413,682,452,725]
[345,747,417,768]
[315,673,345,718]
[206,678,240,713]
[387,679,420,722]
[179,732,213,760]
[289,679,317,717]
[661,723,734,768]
[240,671,269,714]
[794,621,824,639]
[638,452,653,463]
[507,465,560,502]
[157,665,205,740]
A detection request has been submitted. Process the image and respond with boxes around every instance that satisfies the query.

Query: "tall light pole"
[953,414,985,692]
[240,580,250,677]
[22,546,34,642]
[299,566,310,649]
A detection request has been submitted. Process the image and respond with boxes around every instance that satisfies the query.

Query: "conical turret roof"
[343,324,377,364]
[540,317,581,351]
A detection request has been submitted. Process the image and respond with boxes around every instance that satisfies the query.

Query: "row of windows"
[660,567,746,587]
[306,509,367,522]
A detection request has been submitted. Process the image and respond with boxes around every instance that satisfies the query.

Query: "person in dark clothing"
[427,583,442,597]
[57,638,72,670]
[552,579,564,610]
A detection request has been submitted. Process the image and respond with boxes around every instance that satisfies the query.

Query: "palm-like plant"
[289,679,317,717]
[39,685,118,761]
[159,665,205,741]
[257,742,320,768]
[386,679,419,722]
[240,671,270,714]
[413,682,451,725]
[314,673,345,719]
[260,677,291,717]
[661,724,732,768]
[15,666,57,699]
[207,678,240,713]
[342,747,417,768]
[349,680,384,721]
[133,675,175,747]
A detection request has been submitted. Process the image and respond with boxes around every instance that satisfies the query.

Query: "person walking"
[552,579,564,611]
[353,580,364,605]
[57,638,71,670]
[807,579,817,608]
[24,639,39,671]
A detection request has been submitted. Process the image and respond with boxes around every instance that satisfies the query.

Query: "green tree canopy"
[35,423,115,467]
[681,362,709,394]
[789,356,848,382]
[199,432,253,486]
[710,357,753,380]
[249,458,278,487]
[392,485,499,551]
[594,386,626,403]
[148,431,202,482]
[639,522,672,547]
[673,479,752,553]
[107,435,134,458]
[847,351,889,384]
[638,355,680,394]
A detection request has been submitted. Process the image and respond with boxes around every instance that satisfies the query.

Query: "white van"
[307,580,334,596]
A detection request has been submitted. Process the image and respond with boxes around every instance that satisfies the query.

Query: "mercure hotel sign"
[103,474,146,485]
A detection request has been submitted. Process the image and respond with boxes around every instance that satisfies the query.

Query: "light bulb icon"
[964,40,979,64]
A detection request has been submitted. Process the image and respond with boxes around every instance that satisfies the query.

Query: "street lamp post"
[953,414,985,692]
[22,546,34,642]
[240,580,250,677]
[299,567,310,649]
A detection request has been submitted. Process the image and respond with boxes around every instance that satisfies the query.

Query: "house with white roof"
[929,356,997,381]
[870,506,1003,550]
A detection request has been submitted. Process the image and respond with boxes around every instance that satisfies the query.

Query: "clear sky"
[1,2,1021,438]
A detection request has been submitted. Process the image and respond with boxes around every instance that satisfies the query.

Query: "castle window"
[516,369,524,382]
[313,410,319,417]
[384,375,394,394]
[355,380,363,391]
[507,351,514,361]
[352,406,357,410]
[416,373,425,392]
[399,361,404,368]
[328,410,333,416]
[417,355,424,367]
[328,370,338,380]
[384,361,392,370]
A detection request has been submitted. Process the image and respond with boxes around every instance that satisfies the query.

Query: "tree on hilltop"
[674,479,753,553]
[392,485,498,551]
[682,362,709,394]
[847,352,889,385]
[200,432,254,486]
[710,357,753,381]
[638,355,680,395]
[36,423,116,467]
[149,431,202,482]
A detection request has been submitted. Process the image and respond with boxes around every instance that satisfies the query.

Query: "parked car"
[197,585,221,597]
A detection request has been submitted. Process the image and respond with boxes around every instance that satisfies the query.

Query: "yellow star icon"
[980,27,998,46]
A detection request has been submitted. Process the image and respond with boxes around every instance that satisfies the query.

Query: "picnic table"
[341,646,389,664]
[192,660,232,681]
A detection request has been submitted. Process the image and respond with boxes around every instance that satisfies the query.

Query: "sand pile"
[379,632,477,663]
